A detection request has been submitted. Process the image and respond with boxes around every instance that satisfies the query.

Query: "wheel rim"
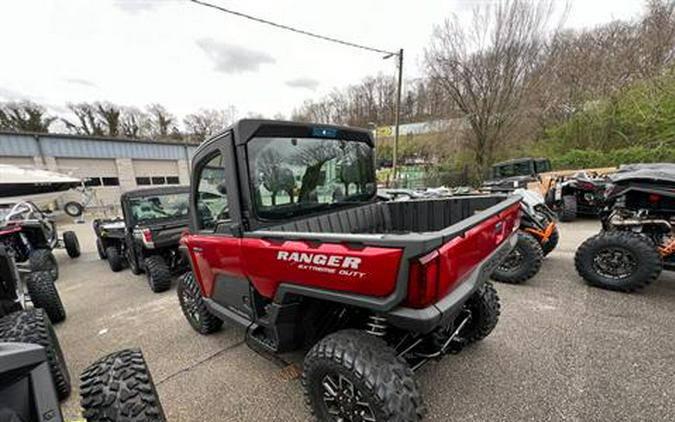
[498,249,524,272]
[320,373,376,422]
[592,247,637,279]
[181,284,201,324]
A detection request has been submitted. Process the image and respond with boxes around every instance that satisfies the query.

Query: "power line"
[189,0,397,57]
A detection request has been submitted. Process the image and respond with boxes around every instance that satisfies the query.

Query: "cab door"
[183,135,249,317]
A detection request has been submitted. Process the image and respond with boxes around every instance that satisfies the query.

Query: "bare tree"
[63,103,104,136]
[121,107,150,139]
[147,104,177,139]
[0,101,56,133]
[425,0,559,176]
[183,106,237,142]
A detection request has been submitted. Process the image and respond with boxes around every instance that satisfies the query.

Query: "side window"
[195,152,230,231]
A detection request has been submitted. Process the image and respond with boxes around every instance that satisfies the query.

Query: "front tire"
[575,231,662,292]
[0,309,72,400]
[29,248,58,281]
[144,255,171,293]
[80,348,165,422]
[63,231,81,258]
[106,246,123,272]
[303,329,424,422]
[26,270,66,324]
[178,272,222,334]
[492,231,543,284]
[461,281,501,344]
[541,226,559,256]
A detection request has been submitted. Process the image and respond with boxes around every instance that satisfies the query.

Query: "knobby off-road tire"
[461,281,501,344]
[541,226,560,257]
[63,230,81,258]
[177,272,222,334]
[26,270,66,324]
[30,248,58,281]
[303,329,425,422]
[0,309,71,400]
[144,256,171,293]
[558,195,577,222]
[96,238,107,260]
[80,348,166,422]
[492,231,543,284]
[127,248,143,275]
[575,231,662,292]
[106,246,123,272]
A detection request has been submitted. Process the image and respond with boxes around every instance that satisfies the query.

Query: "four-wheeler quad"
[0,201,81,281]
[575,163,675,292]
[177,120,522,421]
[491,189,559,284]
[93,186,190,292]
[545,171,610,222]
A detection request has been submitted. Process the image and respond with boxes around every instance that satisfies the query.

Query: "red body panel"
[184,202,520,305]
[436,204,520,299]
[240,239,402,298]
[181,234,243,297]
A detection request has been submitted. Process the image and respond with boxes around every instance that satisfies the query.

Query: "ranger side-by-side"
[176,120,521,421]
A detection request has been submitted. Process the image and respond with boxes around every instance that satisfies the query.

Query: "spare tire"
[0,309,71,400]
[80,348,166,422]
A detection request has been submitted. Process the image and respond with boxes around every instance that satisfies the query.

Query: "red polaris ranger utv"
[178,120,521,421]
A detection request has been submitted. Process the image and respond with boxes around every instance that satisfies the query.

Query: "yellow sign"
[376,126,393,137]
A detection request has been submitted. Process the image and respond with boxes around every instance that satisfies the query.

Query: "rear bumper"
[385,232,517,333]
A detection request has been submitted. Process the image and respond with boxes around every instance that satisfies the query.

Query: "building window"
[84,177,102,187]
[151,176,166,185]
[101,177,120,186]
[166,176,180,185]
[136,177,151,185]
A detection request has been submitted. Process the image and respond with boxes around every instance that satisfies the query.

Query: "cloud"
[285,77,319,91]
[0,87,34,101]
[65,78,97,88]
[196,38,275,74]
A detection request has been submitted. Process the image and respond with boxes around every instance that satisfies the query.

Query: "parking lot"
[55,218,675,422]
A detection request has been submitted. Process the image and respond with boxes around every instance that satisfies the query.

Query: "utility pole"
[392,48,403,186]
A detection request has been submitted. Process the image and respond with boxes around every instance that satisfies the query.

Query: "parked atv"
[177,120,521,420]
[575,163,675,292]
[93,186,190,292]
[545,171,610,222]
[0,201,80,281]
[492,189,559,284]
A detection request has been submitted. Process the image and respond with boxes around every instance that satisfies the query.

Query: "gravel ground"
[53,218,674,421]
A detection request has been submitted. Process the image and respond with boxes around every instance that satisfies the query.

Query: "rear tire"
[80,348,165,422]
[144,255,171,293]
[63,231,81,258]
[127,248,143,275]
[461,281,501,344]
[29,249,58,281]
[558,195,577,222]
[26,270,66,324]
[492,231,543,284]
[96,238,107,260]
[178,272,222,334]
[303,329,424,422]
[0,309,71,400]
[106,246,123,272]
[575,231,662,292]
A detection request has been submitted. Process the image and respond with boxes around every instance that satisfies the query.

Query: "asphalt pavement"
[55,218,675,421]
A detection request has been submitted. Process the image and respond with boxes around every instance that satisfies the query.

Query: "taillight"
[142,228,152,243]
[648,193,661,204]
[405,250,440,309]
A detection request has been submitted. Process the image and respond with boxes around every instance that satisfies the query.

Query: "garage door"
[1,156,35,166]
[132,159,180,186]
[56,158,120,206]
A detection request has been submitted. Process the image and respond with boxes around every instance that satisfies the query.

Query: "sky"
[0,0,646,123]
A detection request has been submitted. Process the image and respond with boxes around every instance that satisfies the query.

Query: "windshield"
[493,161,534,178]
[128,192,189,223]
[247,136,375,219]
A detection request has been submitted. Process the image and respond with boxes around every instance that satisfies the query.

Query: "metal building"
[0,131,198,207]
